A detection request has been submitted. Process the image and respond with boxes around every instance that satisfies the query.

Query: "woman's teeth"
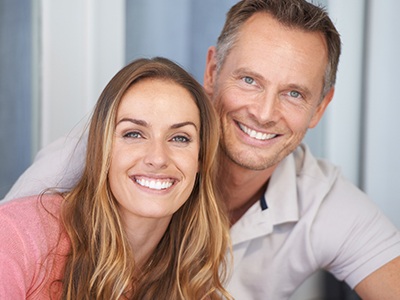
[136,178,173,190]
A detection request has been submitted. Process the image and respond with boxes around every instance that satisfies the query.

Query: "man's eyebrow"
[116,118,198,130]
[233,68,265,81]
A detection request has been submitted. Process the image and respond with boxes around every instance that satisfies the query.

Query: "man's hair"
[216,0,341,97]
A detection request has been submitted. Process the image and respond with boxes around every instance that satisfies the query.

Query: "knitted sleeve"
[0,195,65,298]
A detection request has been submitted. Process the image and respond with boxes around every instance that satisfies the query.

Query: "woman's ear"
[203,46,218,97]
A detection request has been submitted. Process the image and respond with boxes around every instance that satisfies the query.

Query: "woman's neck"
[121,215,171,267]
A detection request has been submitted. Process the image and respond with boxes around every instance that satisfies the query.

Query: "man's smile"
[238,122,278,141]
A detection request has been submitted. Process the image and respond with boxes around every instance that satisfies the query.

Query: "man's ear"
[203,46,218,97]
[309,87,335,128]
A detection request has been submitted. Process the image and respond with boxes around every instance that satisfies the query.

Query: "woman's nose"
[143,141,169,169]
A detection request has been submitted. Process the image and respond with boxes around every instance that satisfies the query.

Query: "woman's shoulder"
[0,193,64,222]
[0,193,68,298]
[0,193,66,252]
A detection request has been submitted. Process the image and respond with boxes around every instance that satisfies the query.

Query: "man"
[3,0,400,299]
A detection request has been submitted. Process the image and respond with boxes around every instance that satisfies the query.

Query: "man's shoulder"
[292,143,340,180]
[271,144,342,201]
[293,144,370,208]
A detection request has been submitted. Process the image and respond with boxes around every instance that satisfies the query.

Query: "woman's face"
[109,78,200,227]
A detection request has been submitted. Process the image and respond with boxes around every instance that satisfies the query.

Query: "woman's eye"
[123,131,142,139]
[172,135,190,143]
[242,76,255,85]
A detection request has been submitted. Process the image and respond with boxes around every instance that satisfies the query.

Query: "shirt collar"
[265,150,300,225]
[230,150,300,245]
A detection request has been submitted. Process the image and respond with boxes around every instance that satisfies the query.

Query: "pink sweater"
[0,194,70,299]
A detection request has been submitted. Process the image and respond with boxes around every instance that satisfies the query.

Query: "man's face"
[204,12,333,171]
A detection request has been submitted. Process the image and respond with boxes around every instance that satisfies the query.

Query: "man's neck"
[218,154,277,225]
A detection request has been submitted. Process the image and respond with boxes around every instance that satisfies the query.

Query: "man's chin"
[225,150,279,171]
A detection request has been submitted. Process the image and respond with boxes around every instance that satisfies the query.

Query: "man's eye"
[289,90,301,98]
[242,76,255,85]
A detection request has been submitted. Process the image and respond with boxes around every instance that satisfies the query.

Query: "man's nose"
[249,91,280,124]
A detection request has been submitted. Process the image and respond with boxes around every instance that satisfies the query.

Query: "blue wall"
[0,0,33,198]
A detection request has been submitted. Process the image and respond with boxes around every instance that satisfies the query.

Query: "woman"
[0,57,231,299]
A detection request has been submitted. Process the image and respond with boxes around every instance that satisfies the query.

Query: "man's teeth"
[136,178,173,190]
[239,123,277,140]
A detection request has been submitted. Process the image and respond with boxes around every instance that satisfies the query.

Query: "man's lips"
[238,122,278,140]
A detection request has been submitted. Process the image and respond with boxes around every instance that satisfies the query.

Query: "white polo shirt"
[227,144,400,299]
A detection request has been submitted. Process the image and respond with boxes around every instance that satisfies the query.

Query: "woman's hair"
[59,57,231,299]
[216,0,341,98]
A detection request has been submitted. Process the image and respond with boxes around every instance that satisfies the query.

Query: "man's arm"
[354,256,400,300]
[2,124,88,201]
[309,168,400,298]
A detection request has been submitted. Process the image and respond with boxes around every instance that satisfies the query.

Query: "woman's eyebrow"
[116,118,147,127]
[116,118,198,130]
[170,121,198,131]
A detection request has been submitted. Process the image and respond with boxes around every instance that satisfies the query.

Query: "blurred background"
[1,0,399,299]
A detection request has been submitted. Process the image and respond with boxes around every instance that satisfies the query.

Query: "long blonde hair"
[59,57,231,299]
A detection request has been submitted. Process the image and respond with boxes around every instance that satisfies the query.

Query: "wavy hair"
[216,0,341,98]
[59,57,232,299]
